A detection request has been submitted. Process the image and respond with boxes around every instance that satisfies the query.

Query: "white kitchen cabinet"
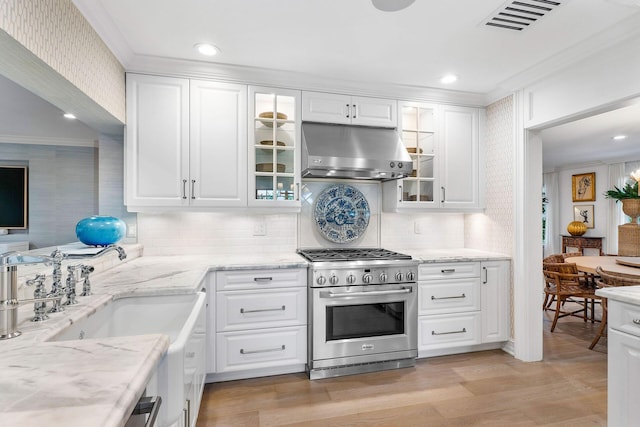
[207,267,307,382]
[417,260,510,358]
[125,73,247,209]
[302,91,397,128]
[125,73,189,207]
[606,300,640,426]
[383,102,483,211]
[189,79,247,207]
[439,105,481,209]
[480,260,510,343]
[249,86,302,208]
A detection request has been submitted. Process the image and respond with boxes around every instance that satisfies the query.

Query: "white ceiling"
[74,0,640,95]
[540,101,640,170]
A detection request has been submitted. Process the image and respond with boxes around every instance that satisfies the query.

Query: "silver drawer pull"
[431,293,466,300]
[633,319,640,325]
[441,269,456,273]
[131,395,162,427]
[240,344,285,354]
[432,327,467,336]
[240,305,285,314]
[253,277,273,282]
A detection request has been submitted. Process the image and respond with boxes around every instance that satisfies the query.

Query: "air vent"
[483,0,562,31]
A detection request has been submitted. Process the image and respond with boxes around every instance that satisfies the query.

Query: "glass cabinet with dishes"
[383,101,482,211]
[248,86,301,207]
[397,102,438,208]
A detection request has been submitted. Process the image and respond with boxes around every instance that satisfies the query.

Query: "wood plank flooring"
[196,307,608,426]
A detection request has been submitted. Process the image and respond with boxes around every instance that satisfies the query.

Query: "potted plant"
[605,180,640,223]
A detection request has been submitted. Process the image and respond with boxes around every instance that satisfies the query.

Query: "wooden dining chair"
[590,266,640,349]
[543,262,598,332]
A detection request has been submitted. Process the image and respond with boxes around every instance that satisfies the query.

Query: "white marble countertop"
[1,245,508,426]
[394,247,511,263]
[1,247,308,427]
[597,286,640,305]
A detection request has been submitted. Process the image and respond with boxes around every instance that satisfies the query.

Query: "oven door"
[311,283,417,367]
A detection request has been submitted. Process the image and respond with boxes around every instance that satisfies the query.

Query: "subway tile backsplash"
[137,210,465,255]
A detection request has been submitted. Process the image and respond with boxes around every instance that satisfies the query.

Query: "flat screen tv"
[0,166,28,229]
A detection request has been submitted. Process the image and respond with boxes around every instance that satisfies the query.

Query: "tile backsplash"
[137,206,465,256]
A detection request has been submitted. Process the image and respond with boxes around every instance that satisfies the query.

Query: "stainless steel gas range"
[297,248,419,380]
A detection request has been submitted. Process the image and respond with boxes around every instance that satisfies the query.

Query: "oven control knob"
[346,274,356,284]
[395,272,404,281]
[362,273,373,284]
[316,275,327,286]
[329,275,339,285]
[379,272,388,282]
[407,271,416,281]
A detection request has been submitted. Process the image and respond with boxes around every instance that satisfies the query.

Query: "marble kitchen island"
[0,246,307,427]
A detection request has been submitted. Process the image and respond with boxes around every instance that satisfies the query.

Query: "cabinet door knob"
[352,104,357,119]
[191,179,196,199]
[346,104,350,118]
[182,179,188,199]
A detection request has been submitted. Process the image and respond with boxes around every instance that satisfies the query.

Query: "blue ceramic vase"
[76,216,126,247]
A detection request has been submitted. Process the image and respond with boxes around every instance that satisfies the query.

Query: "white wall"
[555,164,609,253]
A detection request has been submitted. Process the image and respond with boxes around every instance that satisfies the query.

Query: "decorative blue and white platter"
[313,184,370,243]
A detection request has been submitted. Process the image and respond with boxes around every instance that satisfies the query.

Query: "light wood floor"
[196,307,608,426]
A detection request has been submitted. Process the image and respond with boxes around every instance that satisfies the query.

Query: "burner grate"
[298,248,412,262]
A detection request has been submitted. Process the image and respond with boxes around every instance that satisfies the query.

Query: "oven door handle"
[320,288,412,298]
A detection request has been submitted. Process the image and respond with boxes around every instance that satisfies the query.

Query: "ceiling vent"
[483,0,563,31]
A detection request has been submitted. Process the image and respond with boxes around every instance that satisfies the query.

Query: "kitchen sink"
[48,292,207,427]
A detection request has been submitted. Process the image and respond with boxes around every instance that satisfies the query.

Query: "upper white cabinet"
[439,105,481,209]
[190,80,247,207]
[383,102,483,211]
[302,91,397,128]
[125,74,189,207]
[249,86,301,208]
[125,73,247,209]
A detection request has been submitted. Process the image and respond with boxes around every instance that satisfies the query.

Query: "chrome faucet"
[0,245,127,340]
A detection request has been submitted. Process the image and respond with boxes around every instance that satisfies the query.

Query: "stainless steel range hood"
[301,122,413,181]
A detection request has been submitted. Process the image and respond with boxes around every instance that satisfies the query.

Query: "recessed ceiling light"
[63,113,76,119]
[194,43,219,56]
[613,135,627,140]
[440,74,458,84]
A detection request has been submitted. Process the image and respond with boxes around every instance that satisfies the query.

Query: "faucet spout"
[63,245,127,261]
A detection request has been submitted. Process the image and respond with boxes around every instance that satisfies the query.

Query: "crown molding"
[126,55,489,108]
[0,134,97,148]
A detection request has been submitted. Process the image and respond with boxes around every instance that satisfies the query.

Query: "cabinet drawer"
[216,326,307,372]
[418,312,481,350]
[216,268,306,291]
[216,287,307,331]
[418,279,480,315]
[419,262,480,280]
[609,300,640,338]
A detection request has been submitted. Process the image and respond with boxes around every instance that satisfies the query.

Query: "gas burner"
[297,248,412,262]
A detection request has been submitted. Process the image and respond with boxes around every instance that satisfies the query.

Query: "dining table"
[565,255,640,276]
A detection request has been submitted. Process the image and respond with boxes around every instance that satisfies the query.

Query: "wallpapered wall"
[0,0,125,123]
[465,95,514,256]
[0,143,98,248]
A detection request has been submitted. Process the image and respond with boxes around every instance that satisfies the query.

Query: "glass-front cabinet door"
[248,86,301,207]
[398,102,438,207]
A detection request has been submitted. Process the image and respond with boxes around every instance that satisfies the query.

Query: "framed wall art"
[572,172,596,202]
[574,204,594,228]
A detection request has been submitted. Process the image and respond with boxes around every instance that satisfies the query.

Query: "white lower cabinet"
[606,300,640,426]
[417,260,510,358]
[206,268,307,382]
